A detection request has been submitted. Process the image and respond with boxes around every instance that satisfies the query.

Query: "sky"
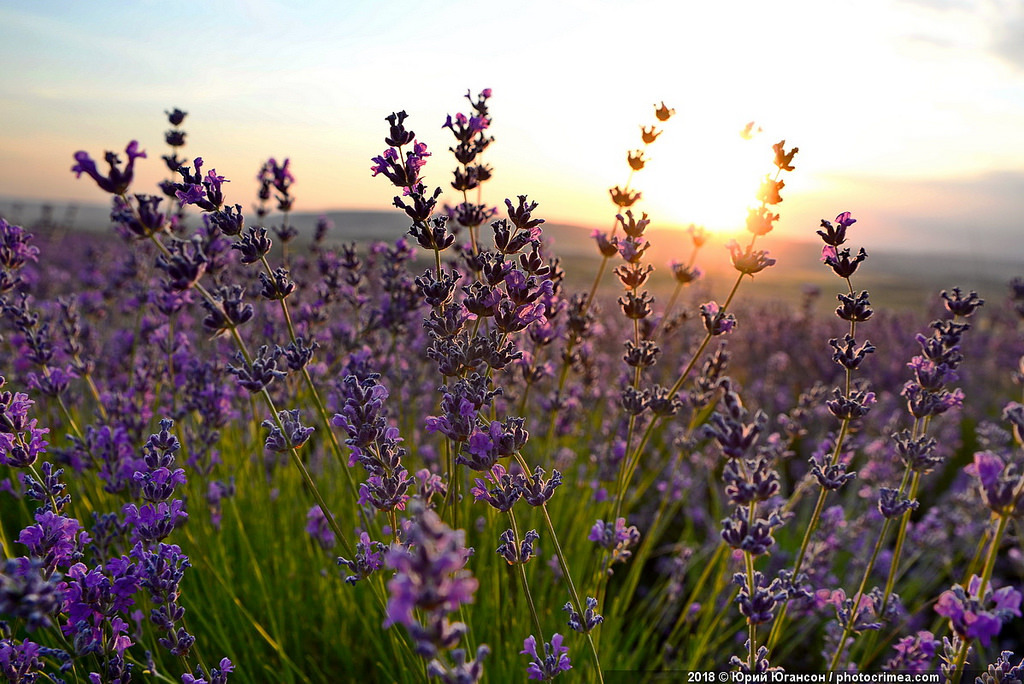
[1,0,1023,259]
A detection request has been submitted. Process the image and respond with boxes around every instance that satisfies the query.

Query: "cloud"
[991,9,1024,70]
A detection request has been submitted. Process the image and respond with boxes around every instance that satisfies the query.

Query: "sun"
[634,120,774,241]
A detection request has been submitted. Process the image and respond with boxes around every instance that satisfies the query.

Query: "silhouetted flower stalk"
[650,224,706,340]
[257,157,296,267]
[161,107,188,227]
[512,451,605,684]
[826,293,981,670]
[443,89,494,262]
[614,141,796,525]
[546,103,674,441]
[766,209,871,654]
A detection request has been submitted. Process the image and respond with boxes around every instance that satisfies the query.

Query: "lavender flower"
[976,651,1024,684]
[71,141,146,195]
[728,240,776,275]
[733,571,786,624]
[427,645,489,684]
[305,505,336,550]
[384,504,479,658]
[700,301,736,335]
[18,510,85,573]
[227,345,285,393]
[935,575,1022,647]
[589,518,640,571]
[970,451,1024,515]
[0,384,49,469]
[182,657,234,684]
[521,633,571,681]
[496,529,539,566]
[155,236,207,291]
[885,631,938,673]
[337,532,387,585]
[520,466,562,506]
[471,465,524,512]
[262,409,315,453]
[0,558,64,631]
[563,596,603,633]
[721,507,784,556]
[134,542,195,657]
[0,219,40,275]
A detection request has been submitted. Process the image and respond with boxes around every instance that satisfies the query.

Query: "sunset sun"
[636,119,777,239]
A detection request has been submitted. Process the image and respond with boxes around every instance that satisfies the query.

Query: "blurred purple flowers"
[935,575,1021,647]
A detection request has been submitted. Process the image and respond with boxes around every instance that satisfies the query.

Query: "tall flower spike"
[71,141,146,195]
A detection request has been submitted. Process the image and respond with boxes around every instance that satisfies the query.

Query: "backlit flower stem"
[613,252,752,523]
[549,123,660,438]
[256,253,364,510]
[829,464,915,670]
[950,512,1009,684]
[651,246,702,340]
[767,274,860,653]
[143,229,355,558]
[514,452,604,683]
[507,510,545,645]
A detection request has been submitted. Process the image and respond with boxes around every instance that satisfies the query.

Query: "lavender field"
[0,92,1022,684]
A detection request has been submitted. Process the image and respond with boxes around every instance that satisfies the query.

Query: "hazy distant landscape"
[4,196,1018,314]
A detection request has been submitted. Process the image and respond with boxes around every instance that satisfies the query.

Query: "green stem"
[950,513,1009,684]
[508,510,545,644]
[518,454,604,683]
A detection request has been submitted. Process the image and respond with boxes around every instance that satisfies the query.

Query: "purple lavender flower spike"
[427,644,489,684]
[338,531,387,585]
[885,631,938,673]
[470,464,524,512]
[728,240,776,275]
[496,529,540,565]
[521,633,571,681]
[384,503,480,659]
[0,558,64,631]
[700,301,736,335]
[935,575,1022,647]
[71,141,146,195]
[589,518,640,572]
[17,510,85,572]
[563,596,603,633]
[262,409,314,453]
[0,219,41,275]
[305,505,336,550]
[122,500,188,544]
[968,451,1022,514]
[182,658,234,684]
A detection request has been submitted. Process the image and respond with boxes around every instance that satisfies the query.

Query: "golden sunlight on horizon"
[626,120,773,243]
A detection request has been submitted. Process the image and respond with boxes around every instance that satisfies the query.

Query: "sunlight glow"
[636,120,772,241]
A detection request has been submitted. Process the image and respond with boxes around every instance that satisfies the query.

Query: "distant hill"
[2,198,1019,313]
